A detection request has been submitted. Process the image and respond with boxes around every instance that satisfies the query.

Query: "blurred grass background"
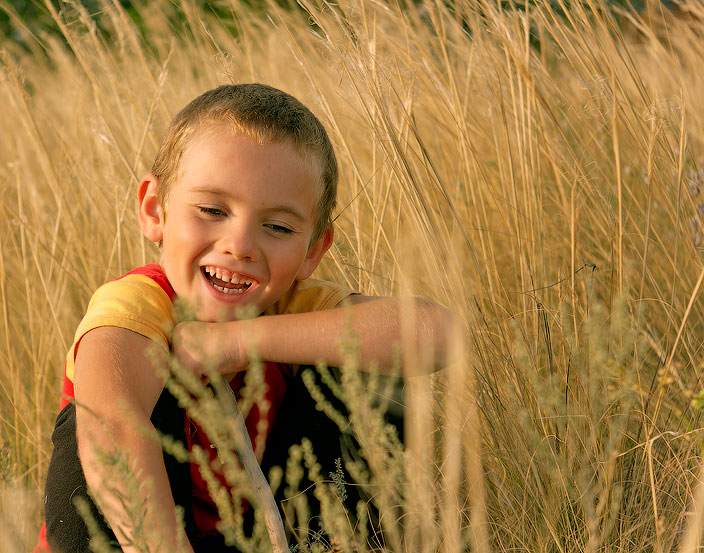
[3,0,704,550]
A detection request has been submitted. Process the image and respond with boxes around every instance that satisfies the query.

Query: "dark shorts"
[43,387,214,552]
[43,368,383,553]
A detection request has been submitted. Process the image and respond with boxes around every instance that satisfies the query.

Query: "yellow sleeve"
[269,278,355,315]
[65,274,174,383]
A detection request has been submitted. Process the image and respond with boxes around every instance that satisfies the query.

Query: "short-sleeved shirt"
[59,263,353,538]
[61,263,352,398]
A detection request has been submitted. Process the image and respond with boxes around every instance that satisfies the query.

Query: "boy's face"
[139,127,332,322]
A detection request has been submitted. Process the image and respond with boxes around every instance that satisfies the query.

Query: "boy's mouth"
[201,266,254,295]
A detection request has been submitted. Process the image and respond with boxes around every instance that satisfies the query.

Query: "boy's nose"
[217,221,260,261]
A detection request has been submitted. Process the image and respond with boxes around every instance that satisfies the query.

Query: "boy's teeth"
[212,283,246,294]
[204,266,254,288]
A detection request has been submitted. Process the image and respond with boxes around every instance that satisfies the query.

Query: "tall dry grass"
[3,0,704,550]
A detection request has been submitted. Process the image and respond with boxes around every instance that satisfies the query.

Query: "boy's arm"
[173,295,462,376]
[74,327,194,553]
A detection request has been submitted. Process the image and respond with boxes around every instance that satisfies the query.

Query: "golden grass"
[3,0,704,550]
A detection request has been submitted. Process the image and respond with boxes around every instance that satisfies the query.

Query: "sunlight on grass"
[3,0,704,550]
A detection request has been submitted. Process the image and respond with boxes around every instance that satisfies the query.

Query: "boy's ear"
[296,225,334,280]
[138,173,164,243]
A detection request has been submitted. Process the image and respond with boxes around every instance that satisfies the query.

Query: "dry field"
[3,0,704,551]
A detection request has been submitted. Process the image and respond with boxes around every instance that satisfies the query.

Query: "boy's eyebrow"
[260,205,307,222]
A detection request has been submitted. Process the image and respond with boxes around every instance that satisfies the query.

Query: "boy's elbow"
[411,296,464,371]
[76,410,117,485]
[76,406,153,481]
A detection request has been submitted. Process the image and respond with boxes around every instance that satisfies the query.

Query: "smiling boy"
[145,127,333,323]
[37,84,457,553]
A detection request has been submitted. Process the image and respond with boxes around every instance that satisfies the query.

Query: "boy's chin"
[195,303,262,323]
[194,309,238,323]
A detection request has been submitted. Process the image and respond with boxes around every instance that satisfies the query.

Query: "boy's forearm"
[243,296,460,374]
[74,327,195,553]
[78,415,194,553]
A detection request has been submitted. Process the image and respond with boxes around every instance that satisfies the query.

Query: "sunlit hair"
[151,84,338,241]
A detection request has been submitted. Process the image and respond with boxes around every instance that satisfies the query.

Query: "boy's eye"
[198,206,225,217]
[265,223,294,235]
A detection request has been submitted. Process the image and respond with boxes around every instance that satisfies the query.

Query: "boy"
[36,84,456,553]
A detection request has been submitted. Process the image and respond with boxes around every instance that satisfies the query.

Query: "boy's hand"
[172,321,248,377]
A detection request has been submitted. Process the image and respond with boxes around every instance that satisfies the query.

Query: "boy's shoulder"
[117,263,175,299]
[63,264,174,388]
[77,264,174,348]
[82,264,174,331]
[268,277,355,316]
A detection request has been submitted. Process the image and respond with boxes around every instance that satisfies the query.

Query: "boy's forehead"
[183,124,299,164]
[178,125,324,193]
[171,126,321,211]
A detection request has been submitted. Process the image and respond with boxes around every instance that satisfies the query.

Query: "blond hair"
[151,84,337,241]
